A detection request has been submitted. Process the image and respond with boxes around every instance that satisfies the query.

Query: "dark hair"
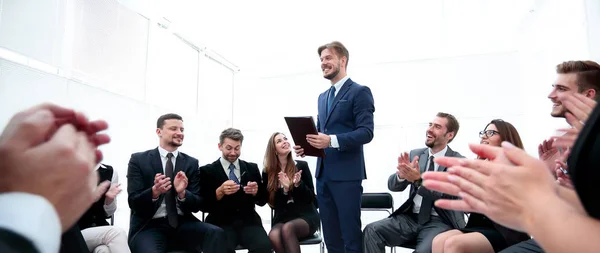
[486,119,524,149]
[318,41,349,68]
[478,119,524,159]
[156,113,183,128]
[556,60,600,93]
[219,128,244,144]
[436,112,459,143]
[263,132,297,208]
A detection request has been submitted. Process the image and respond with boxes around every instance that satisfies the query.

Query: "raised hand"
[397,152,420,182]
[538,138,560,177]
[174,171,188,198]
[293,170,303,187]
[104,183,122,205]
[278,172,292,192]
[0,103,110,231]
[152,174,171,198]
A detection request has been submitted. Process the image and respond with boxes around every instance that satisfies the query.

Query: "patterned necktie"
[327,86,336,114]
[418,156,435,225]
[228,163,239,184]
[164,153,178,227]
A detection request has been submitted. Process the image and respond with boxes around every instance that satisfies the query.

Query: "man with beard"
[294,41,375,253]
[126,113,226,253]
[362,112,465,253]
[199,128,271,253]
[499,61,600,253]
[538,60,600,179]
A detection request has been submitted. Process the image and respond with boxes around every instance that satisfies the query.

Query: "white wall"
[0,0,234,234]
[230,1,599,252]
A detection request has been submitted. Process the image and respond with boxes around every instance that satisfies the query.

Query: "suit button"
[325,128,328,132]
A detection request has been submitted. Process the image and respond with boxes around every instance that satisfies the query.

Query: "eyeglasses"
[479,130,500,138]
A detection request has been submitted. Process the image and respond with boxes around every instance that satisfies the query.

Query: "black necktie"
[418,156,435,225]
[165,153,178,227]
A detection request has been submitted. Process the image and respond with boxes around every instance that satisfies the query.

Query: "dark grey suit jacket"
[387,146,466,229]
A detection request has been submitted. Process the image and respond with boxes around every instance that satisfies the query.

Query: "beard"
[550,105,567,118]
[425,138,435,148]
[168,140,183,147]
[323,65,340,80]
[225,155,239,163]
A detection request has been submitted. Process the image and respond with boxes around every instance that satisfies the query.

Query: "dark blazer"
[127,148,202,243]
[316,78,375,181]
[569,99,600,220]
[388,147,466,229]
[262,161,319,229]
[199,159,267,226]
[0,228,38,253]
[77,164,114,230]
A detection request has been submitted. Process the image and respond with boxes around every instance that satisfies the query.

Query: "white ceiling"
[121,0,536,77]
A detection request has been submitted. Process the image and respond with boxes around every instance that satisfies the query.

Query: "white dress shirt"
[152,146,184,219]
[397,145,448,216]
[220,157,241,181]
[327,75,350,149]
[0,192,60,253]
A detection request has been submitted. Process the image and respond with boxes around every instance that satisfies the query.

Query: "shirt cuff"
[177,195,186,202]
[329,135,340,148]
[103,201,117,217]
[397,175,406,182]
[0,192,61,253]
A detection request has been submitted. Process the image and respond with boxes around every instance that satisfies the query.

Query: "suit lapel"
[150,148,163,176]
[439,147,455,172]
[418,149,428,173]
[175,153,186,174]
[318,93,328,131]
[215,159,229,182]
[324,79,353,126]
[238,160,248,185]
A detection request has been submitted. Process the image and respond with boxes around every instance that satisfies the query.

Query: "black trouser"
[130,216,227,253]
[220,219,271,253]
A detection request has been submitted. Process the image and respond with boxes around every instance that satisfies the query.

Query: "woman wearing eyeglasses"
[432,119,530,253]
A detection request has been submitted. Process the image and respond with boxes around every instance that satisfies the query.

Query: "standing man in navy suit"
[294,41,375,253]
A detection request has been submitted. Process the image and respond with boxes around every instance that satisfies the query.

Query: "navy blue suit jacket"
[316,78,375,181]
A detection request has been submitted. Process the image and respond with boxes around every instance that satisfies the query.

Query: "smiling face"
[273,133,291,156]
[479,123,502,147]
[548,73,579,118]
[219,138,241,163]
[425,116,453,150]
[157,119,184,148]
[320,48,345,81]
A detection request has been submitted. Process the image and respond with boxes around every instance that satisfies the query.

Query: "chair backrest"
[361,192,394,213]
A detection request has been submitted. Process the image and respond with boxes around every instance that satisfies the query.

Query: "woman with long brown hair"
[432,119,530,253]
[262,132,320,253]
